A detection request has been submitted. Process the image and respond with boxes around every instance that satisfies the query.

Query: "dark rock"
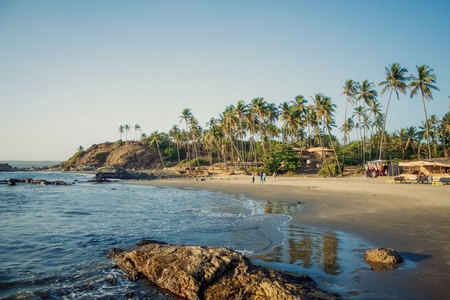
[108,277,117,285]
[108,241,339,300]
[125,292,134,298]
[0,163,14,172]
[94,169,157,181]
[4,178,70,186]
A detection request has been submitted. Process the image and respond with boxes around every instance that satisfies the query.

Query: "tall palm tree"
[404,126,419,157]
[179,108,193,161]
[313,93,341,176]
[169,125,182,165]
[368,100,383,159]
[149,130,165,167]
[235,100,248,166]
[133,124,141,141]
[118,125,124,140]
[341,79,357,172]
[355,80,378,166]
[352,106,365,163]
[124,124,131,141]
[441,112,450,152]
[409,65,440,159]
[250,97,269,156]
[378,63,410,159]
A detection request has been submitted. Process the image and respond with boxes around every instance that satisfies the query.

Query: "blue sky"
[0,0,449,160]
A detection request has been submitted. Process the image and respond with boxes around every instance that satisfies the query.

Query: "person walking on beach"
[263,172,266,182]
[252,172,255,183]
[273,171,277,180]
[260,172,263,183]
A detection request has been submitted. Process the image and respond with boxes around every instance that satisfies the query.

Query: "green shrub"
[115,140,123,148]
[94,151,110,163]
[179,158,208,167]
[262,144,300,174]
[318,163,341,177]
[164,147,177,159]
[60,150,85,168]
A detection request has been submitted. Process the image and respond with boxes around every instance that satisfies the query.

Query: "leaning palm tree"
[409,65,440,160]
[355,80,378,166]
[341,79,357,172]
[149,131,165,167]
[378,63,410,159]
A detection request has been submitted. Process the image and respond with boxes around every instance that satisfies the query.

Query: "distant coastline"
[0,161,62,168]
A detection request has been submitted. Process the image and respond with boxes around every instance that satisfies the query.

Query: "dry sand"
[128,174,450,299]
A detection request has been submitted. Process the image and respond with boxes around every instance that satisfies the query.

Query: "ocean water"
[0,172,401,299]
[0,172,294,299]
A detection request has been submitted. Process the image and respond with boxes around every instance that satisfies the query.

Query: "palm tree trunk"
[363,102,366,166]
[326,125,341,174]
[342,97,349,173]
[318,124,333,176]
[421,92,432,159]
[379,89,393,160]
[156,142,164,168]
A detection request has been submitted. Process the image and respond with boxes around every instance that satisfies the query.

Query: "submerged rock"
[364,248,403,271]
[108,240,339,300]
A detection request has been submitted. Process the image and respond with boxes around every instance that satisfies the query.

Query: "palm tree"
[427,115,440,157]
[149,131,165,167]
[341,79,357,172]
[235,100,248,166]
[441,112,450,152]
[280,105,301,144]
[409,65,440,160]
[313,93,341,176]
[133,124,141,141]
[355,80,378,165]
[368,100,383,159]
[77,145,84,152]
[169,125,182,165]
[124,124,131,141]
[118,125,124,140]
[352,106,365,163]
[378,63,410,159]
[179,108,193,161]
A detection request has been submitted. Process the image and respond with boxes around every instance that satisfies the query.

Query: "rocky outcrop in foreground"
[108,240,339,300]
[364,248,403,271]
[1,178,70,186]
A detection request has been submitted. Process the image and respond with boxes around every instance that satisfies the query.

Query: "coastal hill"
[61,141,163,170]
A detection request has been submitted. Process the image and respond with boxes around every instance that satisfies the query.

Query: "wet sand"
[127,175,450,299]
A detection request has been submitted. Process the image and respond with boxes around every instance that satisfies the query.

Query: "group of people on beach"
[251,171,275,183]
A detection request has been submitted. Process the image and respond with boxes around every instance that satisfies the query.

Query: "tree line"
[113,63,450,175]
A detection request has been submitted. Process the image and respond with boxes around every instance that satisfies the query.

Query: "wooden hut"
[399,161,450,176]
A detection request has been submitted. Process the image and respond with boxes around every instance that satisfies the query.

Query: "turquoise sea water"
[0,172,416,299]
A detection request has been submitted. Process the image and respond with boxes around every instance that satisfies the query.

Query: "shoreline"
[126,174,450,299]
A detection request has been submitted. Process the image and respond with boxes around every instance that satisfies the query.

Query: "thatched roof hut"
[399,161,450,176]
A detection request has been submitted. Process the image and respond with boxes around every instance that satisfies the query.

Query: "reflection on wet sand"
[257,225,341,276]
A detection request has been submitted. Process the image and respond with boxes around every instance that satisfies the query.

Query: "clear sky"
[1,0,449,161]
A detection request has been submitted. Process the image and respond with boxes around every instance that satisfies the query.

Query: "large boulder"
[108,240,339,300]
[364,248,403,271]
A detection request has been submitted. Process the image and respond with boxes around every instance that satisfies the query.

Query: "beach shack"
[399,161,450,176]
[292,147,335,173]
[366,160,401,177]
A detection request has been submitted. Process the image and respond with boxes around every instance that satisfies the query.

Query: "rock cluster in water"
[364,248,403,271]
[108,240,339,300]
[1,178,70,186]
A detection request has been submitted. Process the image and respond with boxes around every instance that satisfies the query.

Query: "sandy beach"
[128,174,450,299]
